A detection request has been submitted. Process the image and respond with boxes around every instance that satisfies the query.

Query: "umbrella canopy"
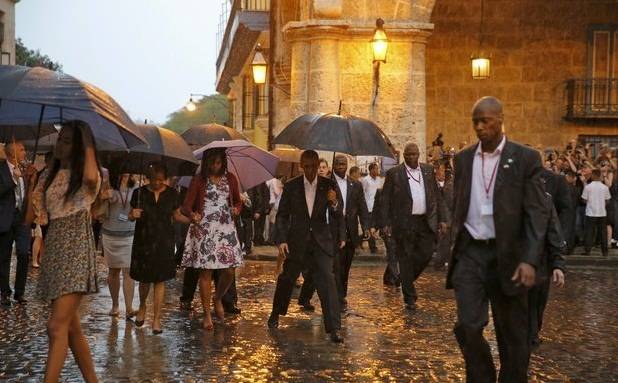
[0,65,146,149]
[273,113,395,158]
[99,124,199,176]
[194,139,279,191]
[270,146,302,163]
[181,123,247,149]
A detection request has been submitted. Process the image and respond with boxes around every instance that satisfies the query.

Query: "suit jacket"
[446,140,548,296]
[439,178,455,220]
[335,176,370,247]
[380,162,447,236]
[274,175,345,258]
[0,160,29,233]
[540,168,571,232]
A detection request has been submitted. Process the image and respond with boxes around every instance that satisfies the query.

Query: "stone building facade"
[0,0,17,65]
[216,0,618,160]
[426,0,618,151]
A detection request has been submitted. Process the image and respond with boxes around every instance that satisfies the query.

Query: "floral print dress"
[181,176,244,270]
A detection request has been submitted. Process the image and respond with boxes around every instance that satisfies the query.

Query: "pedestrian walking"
[361,163,383,254]
[129,163,182,334]
[179,148,244,330]
[447,97,547,382]
[100,172,137,319]
[582,168,611,256]
[30,120,101,383]
[381,142,447,310]
[268,150,346,343]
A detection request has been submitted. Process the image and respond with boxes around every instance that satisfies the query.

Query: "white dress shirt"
[465,136,507,240]
[304,175,317,217]
[334,173,348,214]
[8,161,25,209]
[362,175,383,213]
[404,163,426,215]
[582,181,611,217]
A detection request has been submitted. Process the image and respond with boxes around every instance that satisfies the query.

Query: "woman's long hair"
[200,148,227,180]
[45,120,100,202]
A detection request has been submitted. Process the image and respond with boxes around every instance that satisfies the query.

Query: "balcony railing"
[565,78,618,120]
[216,0,270,65]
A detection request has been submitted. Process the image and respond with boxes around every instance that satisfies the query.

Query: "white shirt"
[465,136,506,240]
[267,178,283,210]
[303,175,317,217]
[362,175,383,212]
[404,163,426,215]
[582,181,611,217]
[334,173,348,214]
[7,161,24,209]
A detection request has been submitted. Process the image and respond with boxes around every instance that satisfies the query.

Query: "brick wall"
[426,0,618,150]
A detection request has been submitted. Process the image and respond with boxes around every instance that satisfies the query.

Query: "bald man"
[447,97,548,382]
[381,142,447,310]
[0,142,37,306]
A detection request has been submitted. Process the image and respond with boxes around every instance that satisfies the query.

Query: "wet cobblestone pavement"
[1,259,617,382]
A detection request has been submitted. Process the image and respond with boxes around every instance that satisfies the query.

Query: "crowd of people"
[0,95,616,381]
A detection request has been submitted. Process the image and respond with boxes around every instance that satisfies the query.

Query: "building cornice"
[283,19,434,43]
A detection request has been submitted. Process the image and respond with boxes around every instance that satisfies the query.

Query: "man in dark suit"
[268,150,346,343]
[434,163,454,270]
[447,97,548,382]
[0,142,36,306]
[298,155,369,308]
[252,182,270,246]
[381,143,448,310]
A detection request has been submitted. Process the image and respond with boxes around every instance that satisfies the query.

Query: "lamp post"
[371,18,389,106]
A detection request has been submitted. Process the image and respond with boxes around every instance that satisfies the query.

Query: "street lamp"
[371,18,388,63]
[185,93,207,112]
[371,18,388,106]
[471,0,490,79]
[471,56,491,79]
[252,44,267,84]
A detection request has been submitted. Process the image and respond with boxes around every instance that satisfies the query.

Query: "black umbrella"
[0,65,146,153]
[273,113,395,158]
[98,124,199,176]
[181,123,247,150]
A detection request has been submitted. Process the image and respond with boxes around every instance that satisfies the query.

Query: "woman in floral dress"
[180,148,243,330]
[30,120,100,383]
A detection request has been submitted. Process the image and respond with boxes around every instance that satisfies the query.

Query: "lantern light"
[371,18,388,63]
[252,45,267,84]
[185,98,197,112]
[471,56,491,79]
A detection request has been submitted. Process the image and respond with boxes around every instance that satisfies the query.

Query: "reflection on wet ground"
[1,260,617,382]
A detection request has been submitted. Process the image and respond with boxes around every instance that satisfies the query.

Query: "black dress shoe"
[267,313,279,329]
[1,295,11,306]
[224,306,242,315]
[14,296,27,304]
[330,330,344,343]
[405,302,417,311]
[152,329,163,335]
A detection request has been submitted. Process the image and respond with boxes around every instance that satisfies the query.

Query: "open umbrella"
[194,139,279,191]
[273,113,395,158]
[0,65,146,153]
[270,146,302,178]
[98,124,199,176]
[181,123,247,149]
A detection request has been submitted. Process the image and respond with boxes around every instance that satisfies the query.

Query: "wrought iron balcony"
[216,0,270,93]
[565,78,618,120]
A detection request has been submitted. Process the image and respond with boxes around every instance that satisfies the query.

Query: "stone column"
[307,38,340,114]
